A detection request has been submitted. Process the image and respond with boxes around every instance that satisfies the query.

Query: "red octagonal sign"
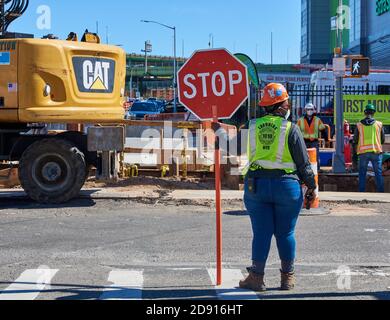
[178,48,249,121]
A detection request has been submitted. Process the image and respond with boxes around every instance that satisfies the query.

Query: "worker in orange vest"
[297,103,328,170]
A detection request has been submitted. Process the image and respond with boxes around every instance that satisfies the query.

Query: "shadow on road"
[0,198,96,210]
[224,210,249,216]
[0,280,388,300]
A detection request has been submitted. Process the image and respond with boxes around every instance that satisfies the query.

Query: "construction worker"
[297,103,328,169]
[353,104,386,193]
[240,83,316,292]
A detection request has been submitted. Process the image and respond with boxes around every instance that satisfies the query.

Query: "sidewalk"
[0,188,389,203]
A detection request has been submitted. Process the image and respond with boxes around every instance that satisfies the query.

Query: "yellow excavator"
[0,0,126,203]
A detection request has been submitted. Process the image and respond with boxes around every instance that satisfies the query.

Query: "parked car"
[147,98,167,113]
[126,102,161,120]
[164,98,188,113]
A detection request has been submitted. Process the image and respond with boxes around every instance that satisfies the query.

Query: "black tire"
[19,139,87,204]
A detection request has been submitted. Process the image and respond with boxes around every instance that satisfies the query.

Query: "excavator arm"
[0,0,29,36]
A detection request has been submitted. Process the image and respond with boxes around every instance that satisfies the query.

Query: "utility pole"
[287,47,289,64]
[141,40,152,75]
[140,20,177,113]
[271,32,273,65]
[209,34,214,48]
[173,26,177,112]
[333,0,346,173]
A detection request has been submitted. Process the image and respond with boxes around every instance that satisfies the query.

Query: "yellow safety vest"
[356,122,383,155]
[243,116,297,176]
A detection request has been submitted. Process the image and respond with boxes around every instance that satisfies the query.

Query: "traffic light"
[351,58,370,77]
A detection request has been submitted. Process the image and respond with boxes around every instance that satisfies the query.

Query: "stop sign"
[178,49,249,121]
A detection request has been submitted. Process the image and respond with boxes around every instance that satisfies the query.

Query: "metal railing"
[288,85,381,121]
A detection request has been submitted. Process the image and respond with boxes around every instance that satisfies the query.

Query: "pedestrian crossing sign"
[351,58,370,77]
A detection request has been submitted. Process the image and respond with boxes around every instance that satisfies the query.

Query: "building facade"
[301,0,351,65]
[301,0,333,64]
[301,0,390,67]
[256,64,312,88]
[348,0,390,67]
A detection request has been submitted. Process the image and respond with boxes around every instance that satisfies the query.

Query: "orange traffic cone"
[303,148,320,209]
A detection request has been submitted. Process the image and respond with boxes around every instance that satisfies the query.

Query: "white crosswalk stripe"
[0,268,58,301]
[0,266,263,300]
[207,268,260,300]
[98,270,144,300]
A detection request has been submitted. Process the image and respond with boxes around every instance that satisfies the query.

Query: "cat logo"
[83,60,110,90]
[73,57,116,93]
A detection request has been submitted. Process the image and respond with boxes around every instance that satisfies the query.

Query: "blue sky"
[10,0,302,64]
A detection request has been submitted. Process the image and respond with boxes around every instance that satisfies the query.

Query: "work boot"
[280,270,296,291]
[239,270,266,292]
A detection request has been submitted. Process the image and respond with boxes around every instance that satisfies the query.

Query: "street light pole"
[127,64,144,98]
[130,69,134,98]
[333,0,346,173]
[173,26,177,114]
[141,20,178,113]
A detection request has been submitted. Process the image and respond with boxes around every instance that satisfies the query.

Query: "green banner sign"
[234,53,260,88]
[343,95,390,125]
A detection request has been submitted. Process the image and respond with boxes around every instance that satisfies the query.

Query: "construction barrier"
[144,113,188,122]
[304,148,320,209]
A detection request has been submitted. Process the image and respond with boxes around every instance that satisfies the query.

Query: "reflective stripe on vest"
[298,117,322,141]
[357,122,383,155]
[248,119,257,160]
[244,116,297,175]
[250,160,297,171]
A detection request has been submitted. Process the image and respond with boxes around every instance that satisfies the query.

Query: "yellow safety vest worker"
[356,121,383,155]
[297,116,326,141]
[243,115,297,176]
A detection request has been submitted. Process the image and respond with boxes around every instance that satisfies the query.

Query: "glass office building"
[348,0,390,67]
[301,0,349,64]
[301,0,332,64]
[301,0,390,67]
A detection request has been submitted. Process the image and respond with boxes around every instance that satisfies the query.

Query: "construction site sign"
[343,95,390,125]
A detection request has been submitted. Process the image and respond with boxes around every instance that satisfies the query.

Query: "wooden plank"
[111,120,202,129]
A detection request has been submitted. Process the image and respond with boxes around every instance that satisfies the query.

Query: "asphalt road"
[0,198,389,300]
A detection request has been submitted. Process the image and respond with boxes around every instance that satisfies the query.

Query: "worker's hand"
[305,188,315,198]
[305,188,316,210]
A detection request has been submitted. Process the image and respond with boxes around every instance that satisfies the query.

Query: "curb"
[0,189,389,205]
[300,208,331,216]
[0,189,161,202]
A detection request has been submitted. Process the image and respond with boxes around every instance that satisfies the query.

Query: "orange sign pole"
[212,105,222,286]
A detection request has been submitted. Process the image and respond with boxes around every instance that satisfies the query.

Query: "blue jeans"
[359,153,384,193]
[244,177,304,264]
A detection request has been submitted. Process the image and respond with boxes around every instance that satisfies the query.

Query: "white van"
[311,70,390,94]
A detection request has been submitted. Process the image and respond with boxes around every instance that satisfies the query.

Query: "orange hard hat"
[259,83,289,107]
